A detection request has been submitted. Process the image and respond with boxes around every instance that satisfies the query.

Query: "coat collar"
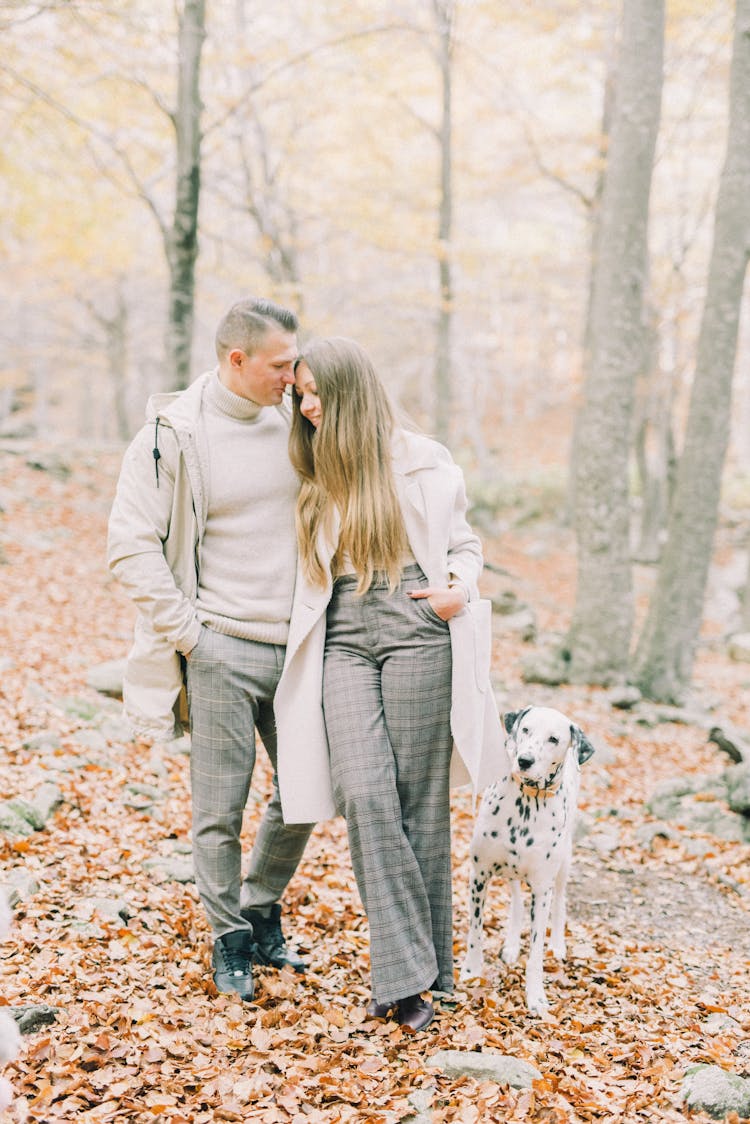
[391,428,445,476]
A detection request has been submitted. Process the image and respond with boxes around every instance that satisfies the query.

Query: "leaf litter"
[0,448,748,1122]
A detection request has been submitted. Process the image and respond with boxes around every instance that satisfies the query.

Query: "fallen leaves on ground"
[0,446,749,1123]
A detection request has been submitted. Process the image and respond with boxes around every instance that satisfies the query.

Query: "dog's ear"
[571,724,595,764]
[503,711,519,733]
[504,707,530,734]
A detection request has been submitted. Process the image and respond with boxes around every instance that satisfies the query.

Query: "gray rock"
[0,802,36,837]
[22,731,61,752]
[645,776,750,843]
[26,452,71,480]
[0,869,40,906]
[682,1064,750,1119]
[38,752,89,772]
[126,782,164,801]
[98,715,134,745]
[682,838,715,858]
[399,1086,436,1123]
[608,686,643,709]
[583,829,620,856]
[728,633,750,663]
[73,728,109,752]
[490,590,524,615]
[76,897,134,924]
[635,821,678,849]
[494,608,537,642]
[703,1012,741,1036]
[588,739,618,766]
[708,724,749,763]
[143,856,195,883]
[86,659,126,698]
[12,1004,59,1035]
[724,763,750,815]
[29,782,64,824]
[59,696,101,722]
[6,797,46,831]
[425,1050,542,1087]
[5,784,63,831]
[521,648,570,686]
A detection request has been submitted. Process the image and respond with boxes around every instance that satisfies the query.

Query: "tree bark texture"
[166,0,205,391]
[632,0,750,702]
[567,0,665,684]
[433,0,454,446]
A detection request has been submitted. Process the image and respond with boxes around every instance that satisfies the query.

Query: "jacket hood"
[144,370,214,429]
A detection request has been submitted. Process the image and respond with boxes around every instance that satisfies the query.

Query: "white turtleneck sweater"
[194,372,298,646]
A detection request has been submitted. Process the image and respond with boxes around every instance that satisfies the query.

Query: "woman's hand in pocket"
[409,585,467,621]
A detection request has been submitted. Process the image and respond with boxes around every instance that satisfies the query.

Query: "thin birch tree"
[566,0,665,684]
[432,0,454,445]
[165,0,205,390]
[632,0,750,702]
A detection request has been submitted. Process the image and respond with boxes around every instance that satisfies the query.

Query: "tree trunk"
[433,0,454,446]
[632,0,750,702]
[566,5,619,524]
[632,305,676,563]
[165,0,205,391]
[565,0,665,684]
[110,288,130,441]
[742,545,750,632]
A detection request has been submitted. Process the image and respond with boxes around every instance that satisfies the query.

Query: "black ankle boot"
[241,904,306,972]
[396,994,434,1031]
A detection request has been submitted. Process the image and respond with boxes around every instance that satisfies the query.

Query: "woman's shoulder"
[392,427,455,472]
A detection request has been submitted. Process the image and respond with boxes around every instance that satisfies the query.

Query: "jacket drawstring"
[153,418,162,487]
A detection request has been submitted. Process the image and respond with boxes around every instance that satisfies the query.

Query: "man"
[108,297,313,1001]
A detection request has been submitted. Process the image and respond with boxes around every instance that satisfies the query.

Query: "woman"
[275,337,502,1031]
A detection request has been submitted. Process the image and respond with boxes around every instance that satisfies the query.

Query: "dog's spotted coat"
[460,706,595,1015]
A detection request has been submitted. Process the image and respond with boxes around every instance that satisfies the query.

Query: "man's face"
[223,328,298,406]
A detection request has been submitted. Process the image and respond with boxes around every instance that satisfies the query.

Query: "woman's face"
[294,361,322,429]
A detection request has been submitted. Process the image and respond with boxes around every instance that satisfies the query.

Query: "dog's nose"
[517,755,535,772]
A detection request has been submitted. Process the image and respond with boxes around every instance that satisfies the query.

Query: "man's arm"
[107,424,202,655]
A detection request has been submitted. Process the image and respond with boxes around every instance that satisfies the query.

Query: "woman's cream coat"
[276,428,504,824]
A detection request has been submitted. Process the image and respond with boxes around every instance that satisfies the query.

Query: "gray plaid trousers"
[323,564,454,1004]
[186,628,313,937]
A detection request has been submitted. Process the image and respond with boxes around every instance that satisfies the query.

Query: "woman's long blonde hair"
[289,337,408,593]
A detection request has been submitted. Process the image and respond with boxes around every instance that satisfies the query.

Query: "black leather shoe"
[396,995,434,1031]
[241,903,306,972]
[212,930,256,1001]
[366,998,394,1019]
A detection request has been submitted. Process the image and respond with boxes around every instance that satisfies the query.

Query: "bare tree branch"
[204,21,419,136]
[0,60,168,237]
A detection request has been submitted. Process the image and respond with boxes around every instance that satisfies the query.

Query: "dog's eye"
[520,727,528,735]
[549,735,559,745]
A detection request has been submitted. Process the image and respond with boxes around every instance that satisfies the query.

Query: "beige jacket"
[108,372,292,741]
[275,428,504,824]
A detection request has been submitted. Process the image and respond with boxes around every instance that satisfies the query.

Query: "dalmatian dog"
[460,706,595,1016]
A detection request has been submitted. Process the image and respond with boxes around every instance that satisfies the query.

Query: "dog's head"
[503,706,594,789]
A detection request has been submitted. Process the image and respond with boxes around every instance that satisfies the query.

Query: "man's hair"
[289,336,407,594]
[215,297,298,359]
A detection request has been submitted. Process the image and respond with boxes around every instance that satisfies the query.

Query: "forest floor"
[0,442,749,1123]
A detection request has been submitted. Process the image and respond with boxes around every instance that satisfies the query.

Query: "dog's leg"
[500,879,523,965]
[526,884,553,1015]
[460,856,491,981]
[549,858,569,960]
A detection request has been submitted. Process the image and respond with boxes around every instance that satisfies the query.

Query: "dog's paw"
[501,941,520,966]
[459,954,484,982]
[549,938,566,961]
[526,991,550,1017]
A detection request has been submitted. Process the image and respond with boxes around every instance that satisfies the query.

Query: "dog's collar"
[514,754,567,799]
[517,778,563,799]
